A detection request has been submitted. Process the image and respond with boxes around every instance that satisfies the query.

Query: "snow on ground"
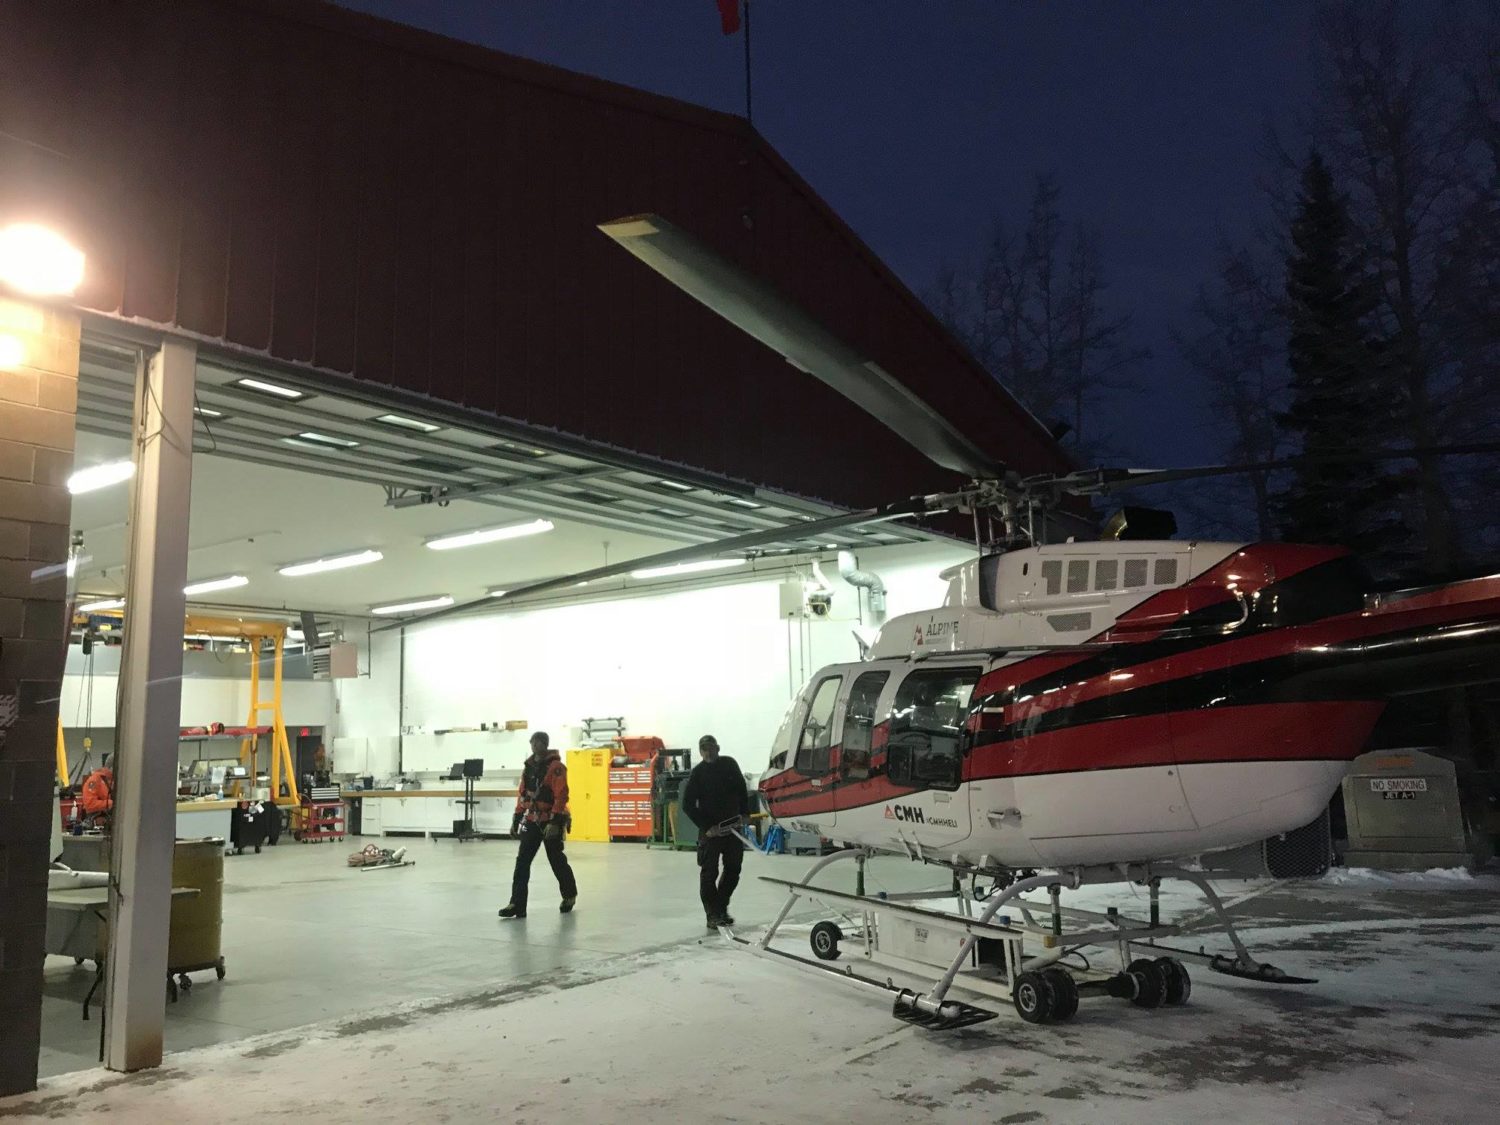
[5,875,1500,1124]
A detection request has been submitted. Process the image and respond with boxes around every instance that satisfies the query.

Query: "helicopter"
[389,214,1500,1031]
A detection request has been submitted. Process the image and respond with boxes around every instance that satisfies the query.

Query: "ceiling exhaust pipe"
[837,550,886,621]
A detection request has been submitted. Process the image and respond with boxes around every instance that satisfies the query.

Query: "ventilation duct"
[836,550,886,620]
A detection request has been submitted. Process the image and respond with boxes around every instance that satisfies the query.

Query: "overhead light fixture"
[631,558,747,580]
[425,519,554,552]
[78,598,125,613]
[487,588,508,598]
[67,460,135,495]
[0,222,85,297]
[278,549,383,577]
[657,480,694,492]
[288,431,360,449]
[373,414,441,433]
[184,575,250,596]
[0,334,24,369]
[234,377,306,400]
[194,405,226,419]
[371,595,454,616]
[726,497,763,509]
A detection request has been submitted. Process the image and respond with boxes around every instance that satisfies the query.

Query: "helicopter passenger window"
[1124,559,1149,588]
[1041,560,1062,595]
[1154,558,1179,586]
[1067,560,1090,593]
[795,676,843,775]
[1095,559,1119,591]
[841,671,889,779]
[885,667,981,792]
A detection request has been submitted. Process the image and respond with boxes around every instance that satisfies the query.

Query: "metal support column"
[104,338,196,1072]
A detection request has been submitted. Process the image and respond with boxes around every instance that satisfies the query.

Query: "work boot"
[705,915,721,930]
[498,903,526,919]
[559,896,577,914]
[720,913,736,927]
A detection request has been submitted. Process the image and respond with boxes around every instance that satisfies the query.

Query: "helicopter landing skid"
[738,849,1315,1029]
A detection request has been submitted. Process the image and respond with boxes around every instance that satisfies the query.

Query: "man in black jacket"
[679,734,749,929]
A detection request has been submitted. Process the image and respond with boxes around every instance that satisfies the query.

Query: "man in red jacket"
[499,731,578,918]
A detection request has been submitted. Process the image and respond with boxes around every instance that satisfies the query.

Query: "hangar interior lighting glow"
[372,595,454,615]
[78,598,125,613]
[184,575,250,596]
[279,549,383,577]
[426,519,554,551]
[631,558,746,580]
[234,377,306,400]
[0,222,86,296]
[373,413,442,433]
[67,460,135,495]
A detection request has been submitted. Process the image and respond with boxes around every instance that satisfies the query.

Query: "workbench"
[174,799,235,842]
[345,789,519,838]
[45,886,201,1018]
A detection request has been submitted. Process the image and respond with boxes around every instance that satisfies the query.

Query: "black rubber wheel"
[1126,958,1167,1009]
[255,845,262,854]
[810,921,843,961]
[1156,957,1191,1006]
[1012,970,1057,1024]
[215,958,226,981]
[178,973,192,992]
[1042,967,1079,1022]
[74,957,85,966]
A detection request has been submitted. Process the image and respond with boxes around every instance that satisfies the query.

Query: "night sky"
[337,0,1318,470]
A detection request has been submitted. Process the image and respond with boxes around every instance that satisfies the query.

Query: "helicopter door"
[792,673,844,825]
[881,665,979,849]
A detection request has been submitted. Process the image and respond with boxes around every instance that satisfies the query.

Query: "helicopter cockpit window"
[885,667,980,791]
[1041,560,1062,596]
[795,675,843,775]
[1124,559,1149,588]
[1067,560,1090,593]
[841,670,889,779]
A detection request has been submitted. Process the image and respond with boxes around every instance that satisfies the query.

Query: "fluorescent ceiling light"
[726,497,763,509]
[487,588,508,598]
[0,223,85,296]
[194,405,225,418]
[78,598,125,613]
[631,558,747,580]
[184,575,250,596]
[371,595,454,616]
[291,431,359,449]
[234,377,305,400]
[279,549,383,577]
[425,519,554,552]
[373,414,441,433]
[657,479,694,492]
[67,460,135,495]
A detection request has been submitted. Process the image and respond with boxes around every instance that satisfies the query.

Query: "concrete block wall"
[0,297,79,1097]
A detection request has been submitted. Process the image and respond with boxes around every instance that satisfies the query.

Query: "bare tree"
[931,174,1147,461]
[1174,246,1287,540]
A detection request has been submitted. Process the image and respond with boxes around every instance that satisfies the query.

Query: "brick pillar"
[0,297,79,1097]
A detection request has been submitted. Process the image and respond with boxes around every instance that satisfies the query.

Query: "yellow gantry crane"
[67,609,301,805]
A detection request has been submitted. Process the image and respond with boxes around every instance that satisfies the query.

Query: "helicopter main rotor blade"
[372,497,938,633]
[1045,443,1500,497]
[599,214,1000,480]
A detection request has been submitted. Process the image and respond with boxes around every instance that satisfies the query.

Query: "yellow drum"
[168,838,224,973]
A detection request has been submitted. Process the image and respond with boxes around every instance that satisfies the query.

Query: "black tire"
[810,921,843,961]
[1012,970,1056,1024]
[1042,967,1079,1022]
[255,845,262,854]
[74,957,85,966]
[1126,958,1167,1009]
[1156,957,1191,1006]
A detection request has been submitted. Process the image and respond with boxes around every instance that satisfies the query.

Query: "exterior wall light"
[0,222,86,297]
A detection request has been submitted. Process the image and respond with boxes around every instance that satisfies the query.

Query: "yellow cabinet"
[565,749,612,842]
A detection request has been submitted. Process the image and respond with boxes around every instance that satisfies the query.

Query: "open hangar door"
[40,330,959,1079]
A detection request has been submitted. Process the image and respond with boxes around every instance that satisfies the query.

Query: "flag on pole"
[717,0,741,35]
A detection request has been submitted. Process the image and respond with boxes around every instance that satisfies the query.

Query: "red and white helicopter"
[398,215,1500,1030]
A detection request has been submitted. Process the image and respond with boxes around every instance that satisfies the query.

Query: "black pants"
[697,833,744,919]
[510,823,577,911]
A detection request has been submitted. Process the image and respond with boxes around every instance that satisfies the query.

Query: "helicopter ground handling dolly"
[726,848,1314,1030]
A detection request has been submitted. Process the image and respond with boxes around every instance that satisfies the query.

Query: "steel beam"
[104,338,196,1072]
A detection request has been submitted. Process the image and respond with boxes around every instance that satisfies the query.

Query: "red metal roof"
[0,0,1069,507]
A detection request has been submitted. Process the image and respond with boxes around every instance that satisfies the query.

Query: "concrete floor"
[37,836,845,1079]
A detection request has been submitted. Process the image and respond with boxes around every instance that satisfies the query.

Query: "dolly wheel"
[810,921,843,961]
[1156,957,1191,1006]
[1012,971,1057,1024]
[215,958,227,982]
[1126,958,1167,1009]
[1042,967,1079,1022]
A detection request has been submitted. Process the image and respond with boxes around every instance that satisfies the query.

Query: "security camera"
[807,591,833,617]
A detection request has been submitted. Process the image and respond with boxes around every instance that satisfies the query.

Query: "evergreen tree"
[1273,151,1405,570]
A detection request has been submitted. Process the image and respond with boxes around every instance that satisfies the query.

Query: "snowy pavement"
[5,868,1500,1124]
